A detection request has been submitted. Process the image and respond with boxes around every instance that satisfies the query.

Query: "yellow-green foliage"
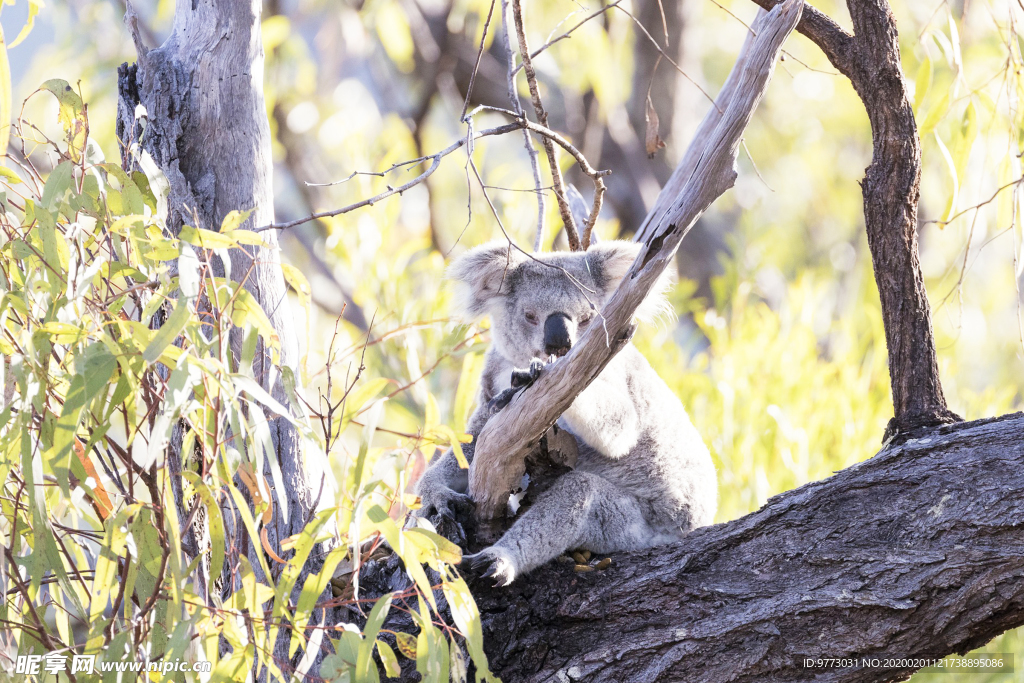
[4,0,1024,678]
[0,84,494,682]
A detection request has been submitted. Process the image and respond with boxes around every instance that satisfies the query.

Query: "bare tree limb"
[469,0,805,518]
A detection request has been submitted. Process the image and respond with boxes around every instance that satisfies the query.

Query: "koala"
[414,240,717,586]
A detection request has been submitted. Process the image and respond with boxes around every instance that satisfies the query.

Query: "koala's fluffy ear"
[587,240,675,323]
[448,241,524,319]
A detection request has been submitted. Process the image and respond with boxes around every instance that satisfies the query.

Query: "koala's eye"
[524,310,539,325]
[580,312,594,326]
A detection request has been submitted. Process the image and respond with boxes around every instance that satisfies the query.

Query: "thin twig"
[500,0,547,251]
[266,113,609,233]
[613,3,720,110]
[513,0,626,76]
[511,0,581,250]
[259,123,520,231]
[459,0,497,122]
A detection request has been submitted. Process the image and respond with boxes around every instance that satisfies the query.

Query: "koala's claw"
[414,489,474,545]
[417,489,473,518]
[510,359,545,389]
[462,547,517,588]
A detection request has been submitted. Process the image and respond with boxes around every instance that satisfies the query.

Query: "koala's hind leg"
[463,471,663,586]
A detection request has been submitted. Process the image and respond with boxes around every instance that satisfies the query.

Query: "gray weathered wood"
[469,0,804,519]
[117,0,335,673]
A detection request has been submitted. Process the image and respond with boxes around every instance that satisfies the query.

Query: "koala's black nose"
[544,313,574,357]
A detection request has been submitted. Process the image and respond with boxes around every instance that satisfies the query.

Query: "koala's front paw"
[510,358,545,388]
[414,487,474,545]
[462,546,517,587]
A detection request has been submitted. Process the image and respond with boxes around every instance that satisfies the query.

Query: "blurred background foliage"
[2,0,1024,678]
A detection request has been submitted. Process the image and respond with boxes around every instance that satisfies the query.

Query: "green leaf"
[41,160,72,209]
[395,632,417,660]
[443,577,496,681]
[142,298,190,364]
[220,209,253,232]
[281,262,311,308]
[41,79,88,162]
[0,167,22,185]
[209,644,254,683]
[377,641,401,678]
[357,594,393,677]
[406,528,462,565]
[8,0,40,49]
[918,91,950,136]
[98,164,144,215]
[180,224,243,249]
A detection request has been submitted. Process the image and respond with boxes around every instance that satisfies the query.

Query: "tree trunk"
[117,0,334,673]
[844,0,960,437]
[473,412,1024,683]
[742,0,960,437]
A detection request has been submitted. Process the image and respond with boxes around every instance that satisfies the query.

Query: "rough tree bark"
[116,0,335,673]
[473,412,1024,683]
[742,0,961,437]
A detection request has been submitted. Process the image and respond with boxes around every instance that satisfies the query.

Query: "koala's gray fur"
[414,240,717,586]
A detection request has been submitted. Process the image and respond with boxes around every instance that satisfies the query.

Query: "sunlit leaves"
[0,25,11,165]
[40,79,87,162]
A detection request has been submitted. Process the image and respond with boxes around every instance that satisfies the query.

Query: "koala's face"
[493,258,601,365]
[448,240,668,367]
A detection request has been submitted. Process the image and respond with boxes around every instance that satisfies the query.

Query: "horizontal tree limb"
[473,412,1024,683]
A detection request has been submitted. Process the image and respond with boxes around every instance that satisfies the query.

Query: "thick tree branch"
[842,0,960,435]
[473,412,1024,682]
[470,0,804,519]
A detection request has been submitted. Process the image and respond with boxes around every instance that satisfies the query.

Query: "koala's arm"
[414,350,511,516]
[559,349,640,460]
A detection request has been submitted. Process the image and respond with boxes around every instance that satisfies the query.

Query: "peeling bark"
[117,0,335,673]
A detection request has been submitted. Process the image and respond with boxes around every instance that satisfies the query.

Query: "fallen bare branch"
[469,0,805,518]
